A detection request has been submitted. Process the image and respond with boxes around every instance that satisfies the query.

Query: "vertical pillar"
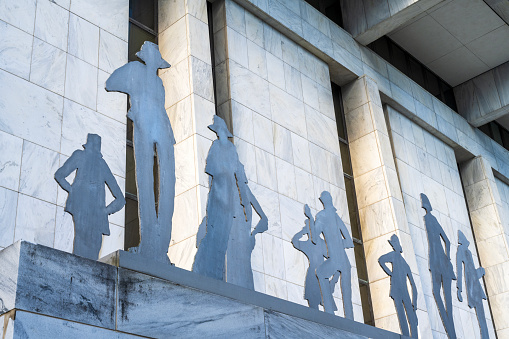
[342,76,430,335]
[460,156,509,337]
[158,0,215,268]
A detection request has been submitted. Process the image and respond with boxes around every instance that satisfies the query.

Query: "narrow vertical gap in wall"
[331,82,375,326]
[207,0,218,114]
[456,159,497,334]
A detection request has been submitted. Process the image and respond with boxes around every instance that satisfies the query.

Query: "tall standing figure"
[226,164,268,289]
[456,230,489,339]
[193,116,247,280]
[55,133,125,260]
[379,234,418,338]
[105,41,175,263]
[291,204,327,310]
[312,191,354,318]
[421,193,457,339]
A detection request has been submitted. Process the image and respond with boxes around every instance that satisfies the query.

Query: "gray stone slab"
[264,311,367,339]
[0,241,116,329]
[104,250,400,339]
[117,268,265,338]
[5,311,144,338]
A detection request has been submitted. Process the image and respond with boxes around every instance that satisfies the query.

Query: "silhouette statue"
[379,234,418,338]
[193,116,248,280]
[105,41,175,263]
[55,133,125,260]
[291,204,327,310]
[456,230,489,338]
[226,163,268,289]
[311,191,354,318]
[421,193,456,339]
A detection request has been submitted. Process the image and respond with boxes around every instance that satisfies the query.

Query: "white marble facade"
[0,0,128,254]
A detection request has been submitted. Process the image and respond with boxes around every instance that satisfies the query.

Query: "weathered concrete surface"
[0,242,405,338]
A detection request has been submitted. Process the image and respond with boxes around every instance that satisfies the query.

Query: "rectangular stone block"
[0,241,116,329]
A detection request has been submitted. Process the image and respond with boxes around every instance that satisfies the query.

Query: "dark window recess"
[304,0,343,28]
[368,36,458,112]
[125,0,158,247]
[332,82,375,326]
[479,121,509,152]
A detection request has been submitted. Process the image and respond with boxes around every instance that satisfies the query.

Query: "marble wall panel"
[30,38,67,95]
[0,20,33,80]
[0,131,23,191]
[65,55,98,110]
[34,0,69,51]
[0,0,36,34]
[99,30,128,74]
[68,13,99,66]
[14,194,55,247]
[0,188,17,248]
[117,268,265,338]
[230,60,271,118]
[269,84,306,137]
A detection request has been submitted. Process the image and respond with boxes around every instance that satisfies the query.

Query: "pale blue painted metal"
[457,230,489,338]
[379,234,418,338]
[421,193,457,339]
[105,41,174,263]
[55,133,125,260]
[291,204,327,310]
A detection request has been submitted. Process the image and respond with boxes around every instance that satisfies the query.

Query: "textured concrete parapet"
[0,241,403,338]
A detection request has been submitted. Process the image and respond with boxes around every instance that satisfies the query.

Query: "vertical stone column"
[158,0,215,268]
[342,76,430,335]
[460,156,509,337]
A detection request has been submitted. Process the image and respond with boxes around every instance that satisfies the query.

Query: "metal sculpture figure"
[379,234,418,338]
[291,204,327,310]
[55,133,125,260]
[311,191,354,318]
[226,163,268,289]
[456,230,489,339]
[421,193,457,339]
[193,116,247,280]
[105,41,174,263]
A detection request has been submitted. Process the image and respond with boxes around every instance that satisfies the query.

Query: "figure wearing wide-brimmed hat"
[105,41,175,263]
[55,133,125,260]
[193,116,248,280]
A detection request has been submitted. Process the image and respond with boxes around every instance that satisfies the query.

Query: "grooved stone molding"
[341,76,427,335]
[459,156,509,335]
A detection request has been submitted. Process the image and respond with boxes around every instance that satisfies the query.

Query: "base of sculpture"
[0,242,396,338]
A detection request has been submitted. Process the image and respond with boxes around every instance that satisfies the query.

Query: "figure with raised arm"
[421,193,456,339]
[193,116,248,280]
[312,191,354,318]
[456,230,489,338]
[291,204,327,309]
[226,163,268,289]
[379,234,418,338]
[105,41,174,263]
[55,133,125,260]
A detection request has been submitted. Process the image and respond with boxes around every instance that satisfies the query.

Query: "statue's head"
[208,115,233,138]
[458,230,469,246]
[319,191,333,207]
[83,133,101,152]
[420,193,432,212]
[389,234,403,253]
[136,41,171,69]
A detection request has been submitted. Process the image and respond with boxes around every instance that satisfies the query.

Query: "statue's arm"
[105,63,132,94]
[249,188,268,237]
[104,163,126,215]
[456,250,464,301]
[476,266,486,280]
[378,253,393,277]
[291,226,308,251]
[440,227,451,258]
[408,270,417,310]
[54,151,79,192]
[338,215,354,249]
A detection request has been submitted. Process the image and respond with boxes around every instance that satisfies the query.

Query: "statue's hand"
[457,290,463,302]
[304,204,312,218]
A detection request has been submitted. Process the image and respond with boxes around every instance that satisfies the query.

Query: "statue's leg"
[316,259,336,314]
[132,135,156,255]
[155,140,174,262]
[442,277,456,339]
[403,294,418,338]
[340,265,353,320]
[475,303,489,339]
[395,299,410,337]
